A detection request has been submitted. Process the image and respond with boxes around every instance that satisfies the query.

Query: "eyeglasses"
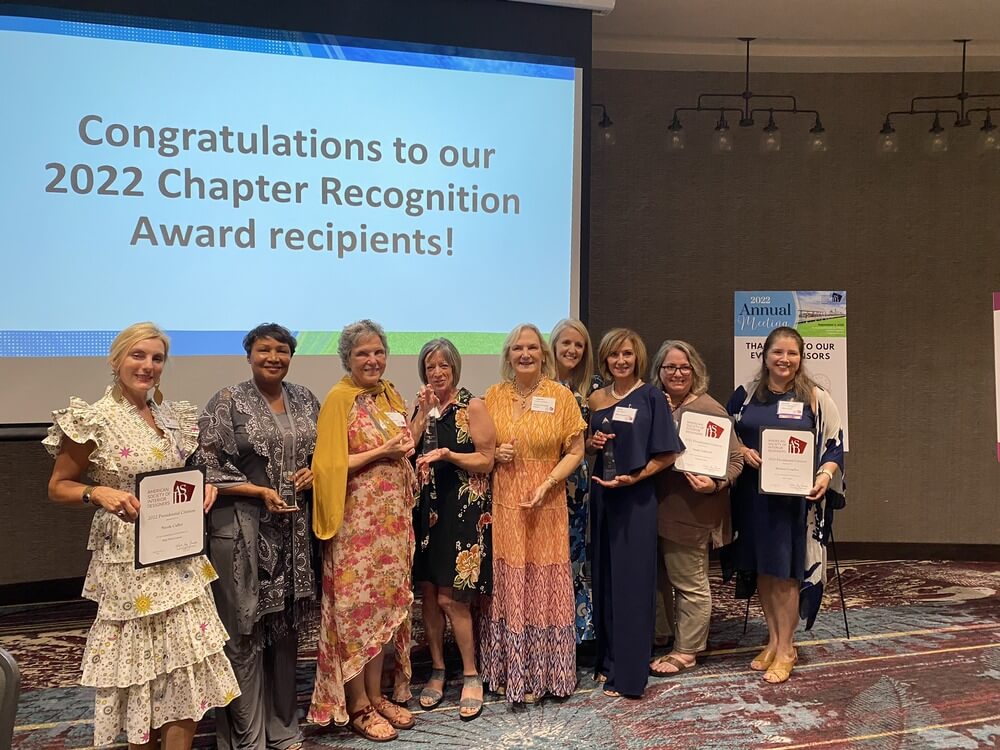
[660,365,693,375]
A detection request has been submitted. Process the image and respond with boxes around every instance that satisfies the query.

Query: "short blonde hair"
[650,340,709,396]
[549,318,593,396]
[596,328,647,383]
[500,323,554,381]
[109,322,170,372]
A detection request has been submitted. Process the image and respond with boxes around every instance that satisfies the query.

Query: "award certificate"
[759,427,815,497]
[673,411,733,480]
[134,466,206,568]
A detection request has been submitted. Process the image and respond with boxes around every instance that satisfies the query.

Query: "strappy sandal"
[750,647,776,672]
[763,652,798,684]
[348,704,397,743]
[372,697,415,730]
[459,674,484,721]
[418,668,446,710]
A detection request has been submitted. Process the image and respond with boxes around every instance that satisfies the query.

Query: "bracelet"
[545,475,559,487]
[816,468,835,482]
[81,485,96,504]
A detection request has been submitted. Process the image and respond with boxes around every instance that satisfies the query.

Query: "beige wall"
[589,67,1000,544]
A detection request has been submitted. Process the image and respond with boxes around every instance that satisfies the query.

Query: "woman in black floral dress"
[409,338,496,720]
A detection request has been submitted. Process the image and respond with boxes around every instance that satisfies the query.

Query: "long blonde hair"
[500,323,554,381]
[550,318,593,396]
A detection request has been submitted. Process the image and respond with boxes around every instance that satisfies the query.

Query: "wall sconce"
[592,103,615,147]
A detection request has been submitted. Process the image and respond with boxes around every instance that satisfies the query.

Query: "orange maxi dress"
[480,378,585,702]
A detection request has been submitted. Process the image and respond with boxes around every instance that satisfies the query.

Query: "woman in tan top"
[649,340,743,675]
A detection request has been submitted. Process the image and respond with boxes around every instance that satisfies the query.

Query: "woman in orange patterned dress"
[307,319,417,742]
[481,323,586,703]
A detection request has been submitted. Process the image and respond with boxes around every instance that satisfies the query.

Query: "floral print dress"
[43,388,240,747]
[308,394,416,727]
[413,388,493,601]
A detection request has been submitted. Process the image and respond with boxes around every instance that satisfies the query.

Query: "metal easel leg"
[829,527,851,639]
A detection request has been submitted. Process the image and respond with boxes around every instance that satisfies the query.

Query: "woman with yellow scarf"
[307,319,418,742]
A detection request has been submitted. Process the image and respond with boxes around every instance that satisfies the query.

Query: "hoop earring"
[152,382,163,405]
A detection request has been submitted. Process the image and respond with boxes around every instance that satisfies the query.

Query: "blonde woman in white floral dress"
[45,322,240,749]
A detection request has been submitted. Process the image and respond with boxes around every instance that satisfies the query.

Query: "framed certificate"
[673,411,734,480]
[759,427,815,497]
[134,466,206,569]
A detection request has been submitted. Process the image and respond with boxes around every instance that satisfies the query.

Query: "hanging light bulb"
[593,104,617,148]
[926,112,949,154]
[667,114,686,151]
[979,110,1000,152]
[878,116,899,154]
[760,111,781,153]
[712,111,733,153]
[807,114,828,152]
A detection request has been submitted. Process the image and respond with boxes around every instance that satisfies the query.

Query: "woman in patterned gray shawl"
[193,323,321,750]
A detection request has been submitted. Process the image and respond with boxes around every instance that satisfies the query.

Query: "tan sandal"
[750,647,776,672]
[372,697,415,730]
[763,652,798,684]
[348,704,398,742]
[649,654,697,677]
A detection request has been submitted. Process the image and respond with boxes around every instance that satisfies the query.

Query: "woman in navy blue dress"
[588,329,681,698]
[727,326,844,684]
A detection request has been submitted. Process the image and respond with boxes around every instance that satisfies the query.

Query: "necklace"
[669,392,692,410]
[512,378,542,405]
[610,380,641,400]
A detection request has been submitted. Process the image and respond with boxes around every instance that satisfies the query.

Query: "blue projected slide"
[0,13,581,358]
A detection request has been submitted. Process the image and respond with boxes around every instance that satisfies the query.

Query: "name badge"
[387,412,408,428]
[612,406,637,423]
[777,400,804,419]
[531,396,556,413]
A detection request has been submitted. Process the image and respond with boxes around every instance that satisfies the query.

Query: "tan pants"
[655,537,712,655]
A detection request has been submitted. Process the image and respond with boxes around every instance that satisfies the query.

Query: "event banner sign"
[734,291,849,449]
[994,293,1000,462]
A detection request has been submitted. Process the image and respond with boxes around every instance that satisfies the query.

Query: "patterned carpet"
[4,559,1000,749]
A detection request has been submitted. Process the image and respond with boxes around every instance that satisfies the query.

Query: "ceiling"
[593,0,1000,72]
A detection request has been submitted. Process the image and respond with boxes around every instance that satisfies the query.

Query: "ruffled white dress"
[44,388,241,746]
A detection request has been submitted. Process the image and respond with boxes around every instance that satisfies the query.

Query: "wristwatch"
[82,485,96,504]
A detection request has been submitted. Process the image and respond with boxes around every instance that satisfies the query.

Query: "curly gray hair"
[338,319,389,370]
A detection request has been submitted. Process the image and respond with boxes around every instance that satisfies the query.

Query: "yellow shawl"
[311,375,407,540]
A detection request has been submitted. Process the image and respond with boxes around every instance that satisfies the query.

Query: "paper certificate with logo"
[134,467,206,568]
[759,427,815,497]
[673,411,733,480]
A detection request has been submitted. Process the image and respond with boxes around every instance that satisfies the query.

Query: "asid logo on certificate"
[134,467,206,568]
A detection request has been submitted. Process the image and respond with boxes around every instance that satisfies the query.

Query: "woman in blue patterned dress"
[550,318,596,644]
